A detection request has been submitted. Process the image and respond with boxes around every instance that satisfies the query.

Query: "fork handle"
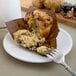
[62,63,76,76]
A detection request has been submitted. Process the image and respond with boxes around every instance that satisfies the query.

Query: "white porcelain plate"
[3,28,73,63]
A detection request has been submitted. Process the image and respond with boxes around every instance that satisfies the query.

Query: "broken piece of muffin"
[6,6,59,55]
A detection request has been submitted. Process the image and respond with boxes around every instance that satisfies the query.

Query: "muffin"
[6,6,59,55]
[32,0,66,12]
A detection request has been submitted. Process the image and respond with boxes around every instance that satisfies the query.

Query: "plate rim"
[3,27,73,63]
[58,28,73,56]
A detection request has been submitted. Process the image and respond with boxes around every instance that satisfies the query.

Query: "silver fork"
[46,48,76,76]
